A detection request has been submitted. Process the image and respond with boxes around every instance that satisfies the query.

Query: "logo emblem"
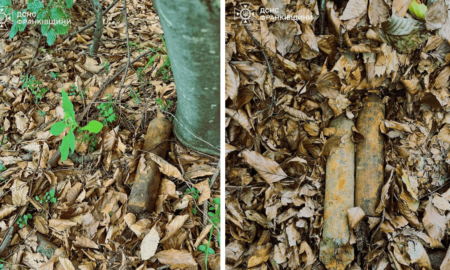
[234,3,255,25]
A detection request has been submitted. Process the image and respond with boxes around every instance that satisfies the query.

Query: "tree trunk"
[153,0,220,155]
[89,0,103,56]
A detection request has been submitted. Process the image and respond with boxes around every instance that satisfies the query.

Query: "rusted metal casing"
[128,112,172,214]
[320,114,354,270]
[355,95,385,216]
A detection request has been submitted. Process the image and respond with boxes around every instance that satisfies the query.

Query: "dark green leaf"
[46,28,57,46]
[376,15,431,53]
[27,0,44,13]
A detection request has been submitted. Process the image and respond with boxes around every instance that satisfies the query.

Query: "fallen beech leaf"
[0,204,16,220]
[148,153,183,180]
[49,219,77,231]
[347,207,365,229]
[154,249,197,269]
[423,197,447,241]
[141,226,160,260]
[73,236,99,249]
[12,179,29,207]
[193,179,211,204]
[242,150,287,183]
[160,215,189,242]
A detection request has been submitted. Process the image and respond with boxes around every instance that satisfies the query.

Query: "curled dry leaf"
[241,150,287,183]
[160,215,189,242]
[148,152,183,180]
[347,207,365,229]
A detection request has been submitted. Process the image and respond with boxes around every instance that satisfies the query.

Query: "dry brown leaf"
[160,215,189,242]
[12,179,29,206]
[242,150,287,183]
[0,204,16,220]
[148,152,183,180]
[49,219,77,231]
[347,207,365,229]
[193,179,211,204]
[423,197,447,241]
[154,249,197,269]
[141,226,160,260]
[73,236,99,249]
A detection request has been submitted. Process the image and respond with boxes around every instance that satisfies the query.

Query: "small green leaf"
[28,0,44,13]
[61,90,75,119]
[409,0,427,21]
[192,208,197,215]
[60,134,70,161]
[80,121,103,134]
[66,0,73,8]
[51,197,57,203]
[46,28,57,46]
[207,248,215,255]
[27,214,32,219]
[49,189,55,197]
[67,130,75,153]
[198,244,206,252]
[9,22,19,40]
[50,121,67,136]
[35,196,39,200]
[50,7,64,20]
[213,198,220,205]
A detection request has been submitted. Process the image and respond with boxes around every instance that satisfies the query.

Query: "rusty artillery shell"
[320,114,355,270]
[128,111,172,215]
[355,95,385,216]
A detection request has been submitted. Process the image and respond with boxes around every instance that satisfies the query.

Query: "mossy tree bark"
[153,0,220,155]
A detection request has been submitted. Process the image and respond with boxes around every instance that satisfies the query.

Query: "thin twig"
[115,0,131,102]
[64,0,121,38]
[203,162,220,225]
[76,49,152,123]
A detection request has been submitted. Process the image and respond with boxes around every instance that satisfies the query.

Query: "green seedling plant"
[36,189,57,204]
[102,59,110,74]
[185,188,200,214]
[2,0,74,46]
[50,71,59,79]
[97,94,118,125]
[78,131,98,152]
[0,258,5,269]
[17,213,32,228]
[50,90,103,161]
[22,75,48,104]
[0,162,5,172]
[38,110,46,117]
[155,98,173,112]
[129,88,141,104]
[198,197,221,269]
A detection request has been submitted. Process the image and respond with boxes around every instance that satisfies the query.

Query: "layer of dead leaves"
[0,0,220,269]
[226,0,450,269]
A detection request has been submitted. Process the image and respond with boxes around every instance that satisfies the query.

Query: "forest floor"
[0,0,220,269]
[226,0,450,269]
